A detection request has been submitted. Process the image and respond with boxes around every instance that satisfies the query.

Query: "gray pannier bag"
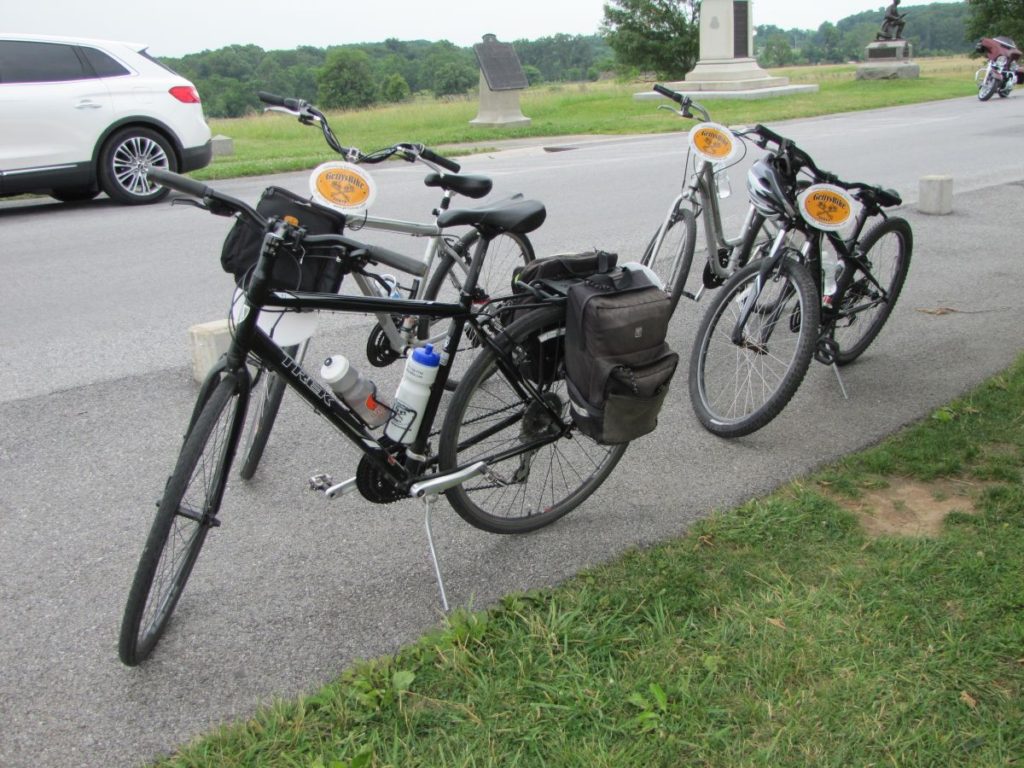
[563,259,678,444]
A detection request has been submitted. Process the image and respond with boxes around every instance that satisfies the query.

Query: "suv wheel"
[99,127,176,205]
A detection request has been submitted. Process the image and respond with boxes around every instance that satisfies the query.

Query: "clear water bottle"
[379,274,401,299]
[821,251,842,307]
[320,355,389,428]
[384,344,441,444]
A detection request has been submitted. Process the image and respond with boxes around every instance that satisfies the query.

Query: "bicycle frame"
[220,232,566,491]
[729,201,889,348]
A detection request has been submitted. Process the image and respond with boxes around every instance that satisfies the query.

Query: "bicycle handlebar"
[257,90,305,113]
[652,83,711,122]
[145,169,428,275]
[257,92,461,173]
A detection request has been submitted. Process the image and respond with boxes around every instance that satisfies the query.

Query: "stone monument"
[636,0,816,101]
[857,0,919,80]
[470,34,530,127]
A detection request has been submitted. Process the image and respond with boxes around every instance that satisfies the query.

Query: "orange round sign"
[797,184,855,231]
[688,122,737,163]
[309,162,377,211]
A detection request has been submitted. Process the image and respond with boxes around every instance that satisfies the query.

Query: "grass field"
[152,352,1024,766]
[195,56,980,180]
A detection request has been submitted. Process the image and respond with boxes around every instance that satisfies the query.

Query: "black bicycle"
[118,170,628,666]
[688,124,912,437]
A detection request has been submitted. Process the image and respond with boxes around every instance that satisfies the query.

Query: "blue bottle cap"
[412,343,441,367]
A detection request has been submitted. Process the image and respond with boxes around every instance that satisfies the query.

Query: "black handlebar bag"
[564,266,678,445]
[220,186,348,293]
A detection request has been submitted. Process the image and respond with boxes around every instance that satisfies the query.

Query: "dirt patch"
[831,477,980,538]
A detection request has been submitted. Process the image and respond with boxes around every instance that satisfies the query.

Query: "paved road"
[1,96,1022,767]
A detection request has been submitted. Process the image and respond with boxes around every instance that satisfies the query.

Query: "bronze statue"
[877,0,907,41]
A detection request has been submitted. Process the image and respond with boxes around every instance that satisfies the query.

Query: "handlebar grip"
[147,168,211,198]
[653,83,684,104]
[257,91,303,112]
[420,147,461,173]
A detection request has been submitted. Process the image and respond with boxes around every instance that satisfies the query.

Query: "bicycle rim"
[641,206,696,314]
[833,219,911,365]
[119,375,244,664]
[689,259,818,437]
[439,306,627,533]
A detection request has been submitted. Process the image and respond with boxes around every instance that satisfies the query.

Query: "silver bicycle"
[236,93,535,479]
[640,85,774,315]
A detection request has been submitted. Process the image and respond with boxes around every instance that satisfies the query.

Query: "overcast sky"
[6,1,894,57]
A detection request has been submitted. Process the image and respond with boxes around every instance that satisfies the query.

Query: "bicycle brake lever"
[171,198,209,212]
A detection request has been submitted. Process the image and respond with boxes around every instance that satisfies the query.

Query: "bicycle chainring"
[815,336,840,365]
[355,454,407,504]
[702,261,725,289]
[366,321,402,367]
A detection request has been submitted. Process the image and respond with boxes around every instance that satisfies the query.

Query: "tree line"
[164,35,612,118]
[168,1,1019,119]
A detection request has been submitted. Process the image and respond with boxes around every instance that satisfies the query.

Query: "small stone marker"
[470,34,530,127]
[918,175,953,215]
[210,134,234,157]
[188,319,231,382]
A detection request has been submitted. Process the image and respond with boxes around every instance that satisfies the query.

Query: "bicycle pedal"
[308,473,333,492]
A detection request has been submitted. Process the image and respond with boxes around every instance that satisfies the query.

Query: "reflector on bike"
[688,122,739,164]
[797,184,858,231]
[309,161,378,212]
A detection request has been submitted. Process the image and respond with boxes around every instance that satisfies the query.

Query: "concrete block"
[210,134,234,157]
[918,175,953,215]
[188,319,231,382]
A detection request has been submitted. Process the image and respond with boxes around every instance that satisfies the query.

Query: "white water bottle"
[321,355,389,428]
[384,344,441,444]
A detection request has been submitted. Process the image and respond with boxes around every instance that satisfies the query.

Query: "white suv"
[0,34,212,204]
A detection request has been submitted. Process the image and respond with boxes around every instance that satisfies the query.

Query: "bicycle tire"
[119,374,245,665]
[238,343,301,480]
[640,206,697,316]
[439,305,628,534]
[689,257,819,438]
[832,217,912,366]
[419,231,534,330]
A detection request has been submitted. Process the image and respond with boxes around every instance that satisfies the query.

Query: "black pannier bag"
[220,186,347,293]
[563,262,678,445]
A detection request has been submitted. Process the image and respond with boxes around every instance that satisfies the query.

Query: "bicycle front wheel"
[640,206,697,315]
[119,374,245,665]
[439,305,628,534]
[238,343,302,480]
[832,218,912,366]
[689,258,819,438]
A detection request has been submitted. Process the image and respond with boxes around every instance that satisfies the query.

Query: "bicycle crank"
[815,336,840,365]
[366,321,403,367]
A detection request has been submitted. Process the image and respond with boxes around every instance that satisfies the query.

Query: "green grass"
[154,354,1024,767]
[195,57,979,180]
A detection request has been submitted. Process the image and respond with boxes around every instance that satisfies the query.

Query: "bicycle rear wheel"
[119,374,245,665]
[439,305,628,534]
[421,231,534,326]
[238,343,303,479]
[640,206,697,315]
[832,218,912,366]
[689,258,819,438]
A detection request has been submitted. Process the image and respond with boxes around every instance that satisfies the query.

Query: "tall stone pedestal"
[637,0,817,101]
[857,40,920,80]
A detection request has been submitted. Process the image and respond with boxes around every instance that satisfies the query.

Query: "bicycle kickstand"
[831,364,849,400]
[410,461,489,613]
